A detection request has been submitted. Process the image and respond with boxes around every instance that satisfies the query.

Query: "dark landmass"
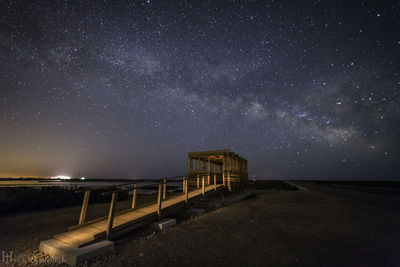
[1,181,399,266]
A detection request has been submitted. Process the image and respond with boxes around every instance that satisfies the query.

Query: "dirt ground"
[1,182,400,266]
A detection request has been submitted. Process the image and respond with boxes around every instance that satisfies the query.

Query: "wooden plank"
[202,176,205,195]
[106,192,117,240]
[185,178,188,205]
[188,149,229,156]
[163,179,166,200]
[78,190,90,225]
[131,184,137,209]
[157,184,162,219]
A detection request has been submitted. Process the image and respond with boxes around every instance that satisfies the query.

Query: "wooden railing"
[74,174,224,240]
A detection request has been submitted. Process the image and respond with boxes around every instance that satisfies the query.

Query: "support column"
[188,157,192,174]
[131,184,137,209]
[185,178,188,206]
[157,184,162,220]
[202,159,207,173]
[196,157,200,188]
[163,178,167,200]
[196,157,200,173]
[228,173,232,192]
[207,157,211,185]
[79,190,90,225]
[222,155,226,187]
[202,176,205,195]
[235,155,239,187]
[106,192,117,240]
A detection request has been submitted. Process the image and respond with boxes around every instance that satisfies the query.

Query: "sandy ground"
[1,182,400,266]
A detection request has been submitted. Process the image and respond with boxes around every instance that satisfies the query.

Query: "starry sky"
[0,0,399,180]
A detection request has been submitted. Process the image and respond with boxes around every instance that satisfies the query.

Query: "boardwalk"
[54,184,222,247]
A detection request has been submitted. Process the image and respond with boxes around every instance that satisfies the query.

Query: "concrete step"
[39,239,114,266]
[151,218,177,231]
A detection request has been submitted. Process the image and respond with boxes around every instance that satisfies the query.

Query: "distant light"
[52,175,71,180]
[80,177,86,180]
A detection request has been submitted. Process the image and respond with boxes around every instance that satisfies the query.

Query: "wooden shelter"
[187,149,248,191]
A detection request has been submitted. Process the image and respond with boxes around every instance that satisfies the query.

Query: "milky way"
[0,0,399,179]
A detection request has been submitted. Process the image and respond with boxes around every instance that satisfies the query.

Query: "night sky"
[1,0,399,180]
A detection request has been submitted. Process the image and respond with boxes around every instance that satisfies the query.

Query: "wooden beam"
[202,176,205,195]
[78,190,90,225]
[157,184,162,220]
[185,178,188,206]
[182,177,185,192]
[228,173,232,192]
[163,178,166,200]
[214,173,217,190]
[106,192,117,240]
[196,157,200,172]
[208,157,211,185]
[131,184,137,209]
[188,149,230,157]
[197,174,200,188]
[188,157,192,174]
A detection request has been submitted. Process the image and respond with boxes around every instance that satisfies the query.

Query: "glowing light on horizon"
[52,175,71,180]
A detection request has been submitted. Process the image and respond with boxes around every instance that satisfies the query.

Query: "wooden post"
[157,184,162,220]
[207,157,211,185]
[222,154,227,187]
[106,192,117,240]
[202,176,205,195]
[188,157,192,174]
[79,190,90,225]
[185,178,188,206]
[228,173,232,192]
[182,177,185,192]
[163,178,166,200]
[196,157,200,173]
[131,184,137,209]
[214,173,217,190]
[197,174,200,188]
